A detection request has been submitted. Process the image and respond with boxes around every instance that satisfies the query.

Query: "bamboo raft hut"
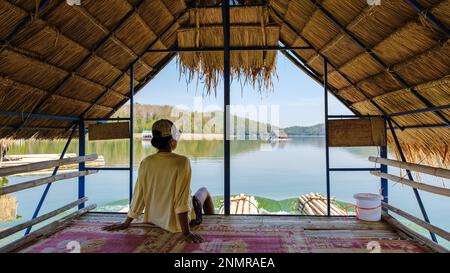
[298,193,348,216]
[0,0,448,253]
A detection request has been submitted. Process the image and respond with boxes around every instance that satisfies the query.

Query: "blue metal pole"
[380,137,388,207]
[387,119,437,242]
[78,120,86,210]
[0,112,80,121]
[222,0,231,215]
[324,59,331,217]
[25,126,77,235]
[129,64,135,204]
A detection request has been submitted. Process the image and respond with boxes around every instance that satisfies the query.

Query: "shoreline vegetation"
[115,104,325,137]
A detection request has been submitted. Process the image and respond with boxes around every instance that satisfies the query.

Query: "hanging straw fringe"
[176,7,279,96]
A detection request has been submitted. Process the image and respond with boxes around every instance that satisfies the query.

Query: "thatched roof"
[0,0,449,167]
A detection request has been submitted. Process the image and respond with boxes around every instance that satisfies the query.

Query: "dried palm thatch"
[272,0,449,167]
[177,7,279,94]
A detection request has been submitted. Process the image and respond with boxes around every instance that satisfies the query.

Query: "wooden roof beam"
[308,0,450,126]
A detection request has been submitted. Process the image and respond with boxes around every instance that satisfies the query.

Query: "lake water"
[1,137,449,247]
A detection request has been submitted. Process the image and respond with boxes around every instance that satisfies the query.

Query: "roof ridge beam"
[269,5,404,129]
[308,0,450,126]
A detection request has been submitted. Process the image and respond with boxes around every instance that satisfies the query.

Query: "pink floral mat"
[19,218,429,253]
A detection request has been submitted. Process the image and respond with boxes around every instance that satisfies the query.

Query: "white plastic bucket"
[353,193,383,222]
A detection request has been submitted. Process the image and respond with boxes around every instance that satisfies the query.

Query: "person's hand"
[102,222,130,231]
[183,232,204,243]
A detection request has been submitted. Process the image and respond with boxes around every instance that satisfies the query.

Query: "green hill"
[283,124,325,136]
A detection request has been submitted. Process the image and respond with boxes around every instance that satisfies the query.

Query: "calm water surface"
[1,137,449,247]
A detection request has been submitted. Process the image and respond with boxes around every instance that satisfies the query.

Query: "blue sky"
[134,54,352,127]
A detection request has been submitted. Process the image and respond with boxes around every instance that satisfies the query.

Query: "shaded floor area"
[17,213,430,253]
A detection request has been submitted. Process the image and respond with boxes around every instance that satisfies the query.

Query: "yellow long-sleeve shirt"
[127,152,196,233]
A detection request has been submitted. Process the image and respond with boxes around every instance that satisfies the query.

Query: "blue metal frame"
[380,140,388,206]
[222,0,231,215]
[387,119,437,242]
[280,43,361,117]
[129,64,135,204]
[387,104,450,118]
[78,120,86,210]
[25,125,77,235]
[0,112,80,121]
[324,59,331,216]
[1,0,50,54]
[329,168,381,172]
[85,167,131,171]
[146,45,313,53]
[270,6,404,130]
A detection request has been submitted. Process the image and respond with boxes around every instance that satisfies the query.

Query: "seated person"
[103,119,215,243]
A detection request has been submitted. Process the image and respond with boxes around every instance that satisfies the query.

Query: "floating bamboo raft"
[219,194,259,215]
[0,154,105,176]
[298,193,348,216]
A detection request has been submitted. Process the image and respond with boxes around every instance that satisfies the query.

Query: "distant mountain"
[283,124,325,136]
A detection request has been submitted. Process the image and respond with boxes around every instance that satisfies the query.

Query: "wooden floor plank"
[304,229,401,240]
